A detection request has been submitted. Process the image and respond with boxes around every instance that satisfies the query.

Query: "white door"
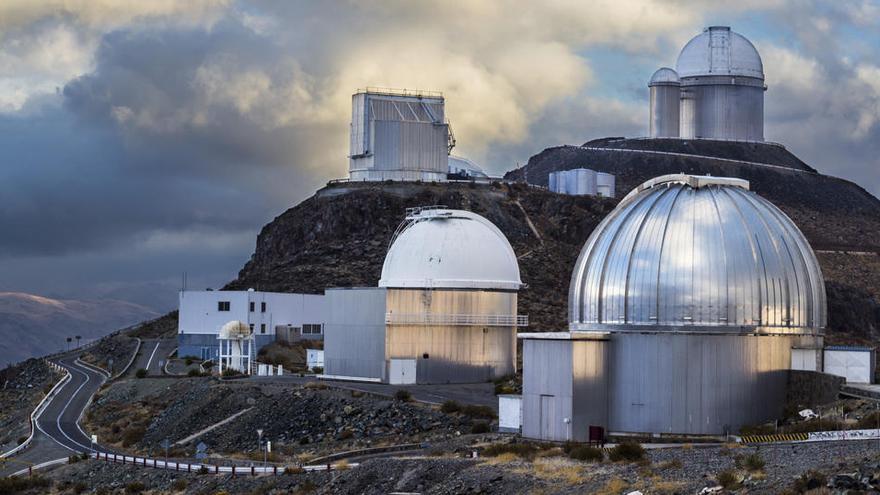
[540,395,554,440]
[791,349,818,371]
[825,350,871,383]
[389,359,417,385]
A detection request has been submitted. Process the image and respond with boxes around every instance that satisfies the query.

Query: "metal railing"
[385,313,529,327]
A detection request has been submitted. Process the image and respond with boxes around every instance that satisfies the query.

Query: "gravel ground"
[85,378,479,459]
[0,359,60,452]
[33,439,880,494]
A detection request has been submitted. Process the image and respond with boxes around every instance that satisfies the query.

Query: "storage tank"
[648,67,680,138]
[676,26,766,141]
[349,89,451,181]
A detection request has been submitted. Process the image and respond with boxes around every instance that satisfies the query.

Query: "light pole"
[75,335,81,348]
[256,429,263,471]
[66,337,72,352]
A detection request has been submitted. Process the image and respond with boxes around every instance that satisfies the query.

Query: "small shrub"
[135,368,147,379]
[658,458,683,469]
[171,478,188,491]
[857,411,880,429]
[716,469,740,490]
[739,423,776,436]
[608,442,646,462]
[742,452,765,471]
[350,389,364,398]
[441,400,462,414]
[95,487,110,495]
[125,481,146,494]
[72,481,88,494]
[568,445,604,462]
[121,425,146,447]
[284,466,305,474]
[471,421,490,434]
[494,383,515,395]
[68,454,81,464]
[197,465,209,475]
[394,389,411,401]
[187,368,204,377]
[184,358,193,366]
[312,367,323,374]
[792,469,827,492]
[461,404,496,419]
[334,459,350,471]
[483,442,538,460]
[16,436,27,445]
[221,368,241,377]
[304,381,327,390]
[338,429,354,440]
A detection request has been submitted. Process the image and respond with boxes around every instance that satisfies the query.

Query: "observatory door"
[389,359,417,385]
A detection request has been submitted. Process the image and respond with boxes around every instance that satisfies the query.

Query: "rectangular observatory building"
[323,287,521,384]
[178,290,326,361]
[349,89,451,182]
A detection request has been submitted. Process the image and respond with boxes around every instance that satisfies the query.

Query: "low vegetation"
[134,368,147,378]
[482,442,539,460]
[0,475,51,493]
[471,421,490,434]
[567,445,604,462]
[608,442,646,462]
[394,389,411,401]
[716,469,741,490]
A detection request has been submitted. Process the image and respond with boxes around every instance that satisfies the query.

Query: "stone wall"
[787,370,844,409]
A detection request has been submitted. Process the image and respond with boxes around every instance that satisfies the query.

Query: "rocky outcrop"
[228,181,616,332]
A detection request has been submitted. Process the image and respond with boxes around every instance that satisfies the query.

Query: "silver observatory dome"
[676,26,764,80]
[569,174,826,332]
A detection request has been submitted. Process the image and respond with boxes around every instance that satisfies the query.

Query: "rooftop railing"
[385,313,529,327]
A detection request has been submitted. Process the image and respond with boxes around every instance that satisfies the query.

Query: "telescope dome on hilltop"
[569,174,826,331]
[379,208,522,290]
[649,67,680,85]
[676,26,764,79]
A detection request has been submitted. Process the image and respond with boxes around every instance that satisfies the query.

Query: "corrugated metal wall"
[385,289,517,384]
[650,85,680,138]
[607,333,806,435]
[522,339,574,441]
[678,78,764,142]
[324,288,388,381]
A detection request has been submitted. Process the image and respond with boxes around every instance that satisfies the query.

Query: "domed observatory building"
[677,26,766,141]
[521,175,826,440]
[323,207,526,384]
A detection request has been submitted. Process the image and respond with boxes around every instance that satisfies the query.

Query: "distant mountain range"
[0,292,159,367]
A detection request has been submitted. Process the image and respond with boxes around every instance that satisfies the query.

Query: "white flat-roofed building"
[177,290,326,361]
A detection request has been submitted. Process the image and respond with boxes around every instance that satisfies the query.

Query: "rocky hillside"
[0,292,159,367]
[228,138,880,343]
[227,181,616,332]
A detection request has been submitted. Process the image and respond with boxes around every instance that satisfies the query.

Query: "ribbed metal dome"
[649,67,680,85]
[569,175,826,332]
[676,26,764,80]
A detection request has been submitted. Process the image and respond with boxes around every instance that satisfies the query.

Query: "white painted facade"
[178,290,326,360]
[824,347,875,384]
[306,349,324,370]
[498,394,523,433]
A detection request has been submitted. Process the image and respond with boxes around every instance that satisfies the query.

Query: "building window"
[261,302,267,313]
[260,324,266,334]
[249,324,255,332]
[249,302,255,312]
[302,323,323,335]
[218,301,230,311]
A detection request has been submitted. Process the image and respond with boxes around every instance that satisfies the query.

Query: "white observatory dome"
[676,26,764,79]
[380,208,522,290]
[219,320,252,339]
[569,174,826,331]
[649,67,680,85]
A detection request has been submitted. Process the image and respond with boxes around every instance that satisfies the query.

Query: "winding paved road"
[0,355,112,477]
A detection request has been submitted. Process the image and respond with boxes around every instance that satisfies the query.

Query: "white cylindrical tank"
[596,173,615,198]
[648,68,680,138]
[548,171,558,192]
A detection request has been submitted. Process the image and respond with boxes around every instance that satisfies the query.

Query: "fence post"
[215,465,219,474]
[175,462,179,471]
[251,466,255,476]
[232,465,236,477]
[274,465,278,475]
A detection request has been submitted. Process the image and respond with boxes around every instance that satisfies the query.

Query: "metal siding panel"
[522,339,573,441]
[324,288,387,380]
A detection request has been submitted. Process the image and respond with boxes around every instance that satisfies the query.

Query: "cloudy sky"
[1,0,878,312]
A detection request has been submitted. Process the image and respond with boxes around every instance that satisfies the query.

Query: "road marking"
[51,361,95,452]
[144,341,160,372]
